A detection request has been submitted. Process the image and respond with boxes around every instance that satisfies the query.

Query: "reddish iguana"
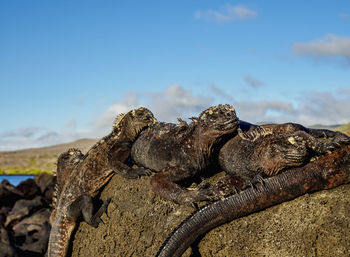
[47,107,156,257]
[157,144,350,257]
[128,104,239,205]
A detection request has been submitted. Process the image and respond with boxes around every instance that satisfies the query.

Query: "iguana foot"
[242,175,265,190]
[242,180,254,190]
[68,195,111,228]
[212,175,244,198]
[252,174,265,185]
[179,187,214,206]
[116,167,152,179]
[89,197,111,227]
[128,167,153,178]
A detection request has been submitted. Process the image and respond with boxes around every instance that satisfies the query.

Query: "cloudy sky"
[1,1,350,151]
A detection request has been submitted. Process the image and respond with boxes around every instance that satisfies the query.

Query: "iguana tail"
[47,212,76,257]
[157,145,350,257]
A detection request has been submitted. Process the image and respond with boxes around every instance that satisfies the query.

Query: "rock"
[0,207,11,226]
[71,174,350,257]
[11,208,51,255]
[71,174,194,257]
[198,183,350,257]
[5,196,45,227]
[34,174,56,205]
[0,226,18,257]
[0,242,18,257]
[0,175,55,257]
[0,180,23,208]
[15,178,40,200]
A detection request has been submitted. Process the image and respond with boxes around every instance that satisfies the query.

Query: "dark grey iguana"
[218,121,350,189]
[127,104,239,205]
[157,144,350,257]
[47,107,156,257]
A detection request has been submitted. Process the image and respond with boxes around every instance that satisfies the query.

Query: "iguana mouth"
[134,117,157,137]
[222,118,239,126]
[215,117,239,131]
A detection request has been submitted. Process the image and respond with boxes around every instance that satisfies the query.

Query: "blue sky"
[1,1,350,150]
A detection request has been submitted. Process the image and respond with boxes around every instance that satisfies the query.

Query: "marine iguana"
[128,104,239,205]
[157,144,350,257]
[47,107,156,257]
[219,121,350,187]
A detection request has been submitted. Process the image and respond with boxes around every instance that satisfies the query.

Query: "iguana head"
[56,148,84,184]
[197,104,239,137]
[114,107,157,140]
[53,148,85,207]
[56,148,84,174]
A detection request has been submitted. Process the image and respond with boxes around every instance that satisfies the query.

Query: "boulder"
[11,208,51,255]
[71,174,350,257]
[5,196,45,227]
[0,226,18,257]
[34,174,56,205]
[15,178,40,200]
[0,180,23,208]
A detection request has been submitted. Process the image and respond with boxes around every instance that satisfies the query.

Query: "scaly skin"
[129,104,239,205]
[157,144,350,257]
[47,107,156,257]
[219,121,350,183]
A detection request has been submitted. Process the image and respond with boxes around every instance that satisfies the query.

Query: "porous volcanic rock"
[71,173,350,257]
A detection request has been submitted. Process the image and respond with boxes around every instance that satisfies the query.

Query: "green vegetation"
[334,122,350,137]
[0,168,52,175]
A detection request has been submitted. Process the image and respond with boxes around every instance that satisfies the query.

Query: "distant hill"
[0,138,97,174]
[334,122,350,136]
[256,122,343,131]
[308,124,343,130]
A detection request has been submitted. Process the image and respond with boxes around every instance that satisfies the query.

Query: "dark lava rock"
[11,208,51,255]
[16,179,40,200]
[0,180,23,208]
[0,207,11,226]
[0,227,18,257]
[71,174,350,257]
[5,196,45,227]
[0,175,55,257]
[34,174,56,205]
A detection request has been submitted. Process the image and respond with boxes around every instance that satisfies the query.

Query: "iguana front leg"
[67,194,111,228]
[291,131,349,154]
[111,160,152,179]
[150,168,213,205]
[108,142,152,179]
[307,128,350,141]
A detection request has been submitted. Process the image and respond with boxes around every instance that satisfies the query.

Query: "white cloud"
[235,100,295,122]
[0,127,62,151]
[2,85,350,151]
[93,91,140,134]
[210,85,350,126]
[243,75,264,88]
[147,84,212,122]
[293,34,350,65]
[195,4,257,23]
[95,84,212,130]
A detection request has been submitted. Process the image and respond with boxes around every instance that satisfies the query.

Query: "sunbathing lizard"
[47,107,156,257]
[128,104,239,205]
